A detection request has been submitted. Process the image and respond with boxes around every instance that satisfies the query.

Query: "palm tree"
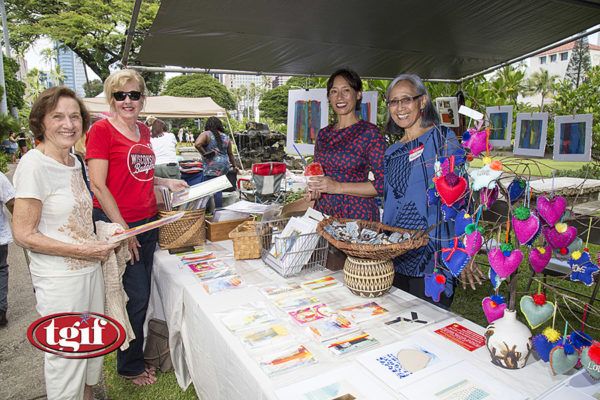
[24,68,46,105]
[525,69,558,112]
[491,65,526,105]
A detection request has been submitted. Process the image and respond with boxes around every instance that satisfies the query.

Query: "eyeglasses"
[386,94,423,108]
[112,91,142,101]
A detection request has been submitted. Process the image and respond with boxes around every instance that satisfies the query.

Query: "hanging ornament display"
[424,272,447,303]
[507,178,526,204]
[464,224,484,257]
[549,342,578,375]
[469,161,503,191]
[543,223,577,251]
[519,293,555,329]
[441,238,470,277]
[532,327,562,362]
[568,250,600,286]
[529,246,552,274]
[454,210,473,236]
[512,206,541,246]
[482,294,506,324]
[488,243,523,279]
[581,342,600,380]
[462,128,491,157]
[536,196,567,226]
[480,186,499,209]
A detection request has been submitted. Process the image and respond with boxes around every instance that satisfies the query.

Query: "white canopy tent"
[82,96,227,118]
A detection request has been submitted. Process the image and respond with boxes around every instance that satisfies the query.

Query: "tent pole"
[224,114,245,171]
[121,0,143,67]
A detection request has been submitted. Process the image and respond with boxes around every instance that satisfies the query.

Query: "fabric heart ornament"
[581,342,600,380]
[482,294,506,324]
[434,172,467,207]
[569,250,600,286]
[507,178,526,204]
[441,204,459,221]
[464,224,484,257]
[529,246,552,273]
[441,238,470,277]
[512,206,541,246]
[464,129,490,157]
[543,223,577,250]
[488,244,523,278]
[568,330,593,351]
[549,343,578,375]
[480,186,499,209]
[554,237,582,260]
[519,293,554,329]
[533,327,562,362]
[469,163,503,191]
[488,266,503,290]
[537,196,567,226]
[424,272,446,302]
[454,210,473,236]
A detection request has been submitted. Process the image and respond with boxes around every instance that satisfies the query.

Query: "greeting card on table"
[273,294,321,311]
[258,344,317,376]
[288,304,333,325]
[326,331,379,356]
[219,304,278,333]
[338,301,388,323]
[202,275,244,294]
[307,315,359,342]
[400,361,525,400]
[186,260,227,273]
[179,251,215,264]
[301,276,342,292]
[434,322,485,352]
[260,283,303,298]
[195,266,236,281]
[384,311,433,335]
[274,363,395,400]
[238,323,291,349]
[356,337,459,391]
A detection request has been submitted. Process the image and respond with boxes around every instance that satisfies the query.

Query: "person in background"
[194,117,237,208]
[17,128,29,158]
[86,69,187,387]
[185,128,194,143]
[307,68,385,221]
[12,86,118,399]
[177,127,184,143]
[150,118,181,179]
[382,74,480,309]
[0,171,14,327]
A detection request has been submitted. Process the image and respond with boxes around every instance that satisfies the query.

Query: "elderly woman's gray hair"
[385,73,440,135]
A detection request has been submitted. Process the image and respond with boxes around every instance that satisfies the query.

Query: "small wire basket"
[258,218,328,278]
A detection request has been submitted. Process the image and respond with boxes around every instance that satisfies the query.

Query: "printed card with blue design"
[356,336,459,391]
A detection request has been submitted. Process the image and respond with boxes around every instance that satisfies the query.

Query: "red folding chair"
[237,162,287,203]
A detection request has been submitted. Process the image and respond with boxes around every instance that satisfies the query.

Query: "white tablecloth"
[149,241,599,399]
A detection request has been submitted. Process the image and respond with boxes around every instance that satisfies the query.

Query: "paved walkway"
[0,163,46,400]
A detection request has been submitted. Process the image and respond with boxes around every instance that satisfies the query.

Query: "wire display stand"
[258,218,328,278]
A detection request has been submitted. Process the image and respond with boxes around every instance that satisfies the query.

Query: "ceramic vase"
[484,309,532,369]
[343,256,394,297]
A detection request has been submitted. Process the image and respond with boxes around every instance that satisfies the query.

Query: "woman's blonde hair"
[103,69,147,110]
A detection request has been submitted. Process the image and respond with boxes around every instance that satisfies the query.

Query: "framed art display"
[286,89,329,155]
[435,97,459,127]
[274,362,396,400]
[553,113,593,161]
[513,112,549,157]
[486,105,513,147]
[357,91,378,124]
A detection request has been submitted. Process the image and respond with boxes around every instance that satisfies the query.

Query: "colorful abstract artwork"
[553,114,593,161]
[513,113,548,157]
[287,89,329,156]
[486,106,513,147]
[435,97,459,128]
[356,91,378,124]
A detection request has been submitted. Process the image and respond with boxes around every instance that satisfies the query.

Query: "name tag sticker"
[409,145,424,162]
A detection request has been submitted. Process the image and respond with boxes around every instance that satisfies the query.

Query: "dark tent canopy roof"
[137,0,600,80]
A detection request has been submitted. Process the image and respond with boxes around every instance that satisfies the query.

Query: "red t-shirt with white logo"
[86,119,157,223]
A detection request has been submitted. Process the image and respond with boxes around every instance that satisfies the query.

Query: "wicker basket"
[158,209,206,250]
[344,256,394,297]
[317,218,429,260]
[229,220,263,260]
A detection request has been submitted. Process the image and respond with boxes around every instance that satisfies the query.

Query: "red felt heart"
[434,175,467,207]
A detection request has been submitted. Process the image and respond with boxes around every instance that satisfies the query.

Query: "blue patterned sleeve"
[365,126,387,196]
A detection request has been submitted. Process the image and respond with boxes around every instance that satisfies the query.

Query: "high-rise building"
[55,44,88,97]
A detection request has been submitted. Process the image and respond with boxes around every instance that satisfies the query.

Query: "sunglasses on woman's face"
[112,91,142,101]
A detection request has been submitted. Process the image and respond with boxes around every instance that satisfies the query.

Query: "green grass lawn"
[469,157,586,177]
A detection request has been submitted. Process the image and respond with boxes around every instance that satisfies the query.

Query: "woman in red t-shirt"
[86,69,187,386]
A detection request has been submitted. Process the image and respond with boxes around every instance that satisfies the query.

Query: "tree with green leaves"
[83,79,104,98]
[525,69,558,112]
[161,74,236,110]
[565,36,591,88]
[4,56,26,110]
[258,85,289,124]
[7,0,160,80]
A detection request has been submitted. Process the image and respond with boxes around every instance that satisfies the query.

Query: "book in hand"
[171,175,232,207]
[108,212,185,243]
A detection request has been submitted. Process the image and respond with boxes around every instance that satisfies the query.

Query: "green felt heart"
[581,347,600,380]
[519,296,554,329]
[549,346,578,375]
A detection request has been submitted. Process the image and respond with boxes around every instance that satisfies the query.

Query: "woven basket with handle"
[317,218,429,260]
[229,220,264,260]
[158,209,206,250]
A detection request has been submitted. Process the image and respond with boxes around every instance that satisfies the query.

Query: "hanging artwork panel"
[286,89,329,155]
[553,114,593,161]
[513,112,549,157]
[435,97,460,127]
[357,91,378,125]
[486,105,513,148]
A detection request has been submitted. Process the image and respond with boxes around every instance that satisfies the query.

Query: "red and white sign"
[27,312,126,359]
[434,322,485,352]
